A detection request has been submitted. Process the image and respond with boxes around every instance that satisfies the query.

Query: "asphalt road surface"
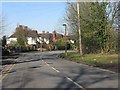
[1,51,118,89]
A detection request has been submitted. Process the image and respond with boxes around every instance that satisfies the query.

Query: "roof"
[38,33,52,39]
[9,27,38,38]
[38,32,63,39]
[9,32,18,38]
[27,30,38,38]
[55,33,63,39]
[66,34,76,40]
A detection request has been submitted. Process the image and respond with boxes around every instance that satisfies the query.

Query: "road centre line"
[42,60,86,90]
[51,67,60,72]
[42,60,50,66]
[42,60,59,72]
[64,76,86,90]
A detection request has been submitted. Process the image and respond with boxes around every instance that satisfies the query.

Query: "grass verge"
[59,52,119,73]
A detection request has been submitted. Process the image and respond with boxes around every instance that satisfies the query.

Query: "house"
[7,25,39,45]
[38,31,63,44]
[66,34,76,44]
[52,31,63,42]
[38,31,52,44]
[38,30,76,45]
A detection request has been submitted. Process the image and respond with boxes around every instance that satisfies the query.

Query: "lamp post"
[63,23,67,56]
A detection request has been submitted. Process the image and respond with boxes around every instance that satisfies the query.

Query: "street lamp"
[63,23,67,56]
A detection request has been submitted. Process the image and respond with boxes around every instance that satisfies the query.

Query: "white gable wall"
[27,37,36,45]
[37,37,50,44]
[7,37,37,45]
[7,38,17,44]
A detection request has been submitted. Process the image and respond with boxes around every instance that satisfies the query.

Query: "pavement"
[1,50,119,89]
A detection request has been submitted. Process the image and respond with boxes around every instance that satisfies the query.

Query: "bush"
[57,45,65,50]
[56,44,71,50]
[55,38,73,50]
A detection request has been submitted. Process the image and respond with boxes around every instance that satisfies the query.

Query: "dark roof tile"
[9,28,38,38]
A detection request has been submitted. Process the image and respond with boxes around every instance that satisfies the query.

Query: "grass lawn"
[60,52,119,72]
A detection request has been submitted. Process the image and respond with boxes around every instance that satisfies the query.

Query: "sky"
[2,1,67,36]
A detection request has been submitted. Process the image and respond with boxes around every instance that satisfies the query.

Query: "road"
[1,51,118,89]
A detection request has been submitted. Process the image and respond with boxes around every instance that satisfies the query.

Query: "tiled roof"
[9,26,38,38]
[38,32,75,40]
[9,32,18,38]
[55,33,63,39]
[27,30,38,38]
[38,32,63,39]
[38,33,52,39]
[66,35,76,40]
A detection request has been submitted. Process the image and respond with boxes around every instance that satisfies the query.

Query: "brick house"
[38,31,64,44]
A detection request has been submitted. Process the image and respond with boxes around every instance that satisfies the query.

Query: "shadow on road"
[2,54,59,66]
[2,58,42,65]
[37,66,118,90]
[2,71,33,89]
[2,52,118,89]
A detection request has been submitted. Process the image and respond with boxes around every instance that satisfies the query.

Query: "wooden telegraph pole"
[77,1,83,56]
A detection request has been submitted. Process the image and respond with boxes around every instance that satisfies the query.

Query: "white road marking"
[51,67,60,72]
[44,61,50,66]
[42,60,59,72]
[42,59,85,90]
[46,63,50,66]
[65,76,86,90]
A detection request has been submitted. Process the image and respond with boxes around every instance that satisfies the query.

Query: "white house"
[7,25,39,45]
[7,38,17,44]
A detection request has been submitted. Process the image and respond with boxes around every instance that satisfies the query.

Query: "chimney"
[42,31,45,34]
[19,25,23,28]
[24,26,28,29]
[52,30,57,42]
[24,26,28,31]
[18,25,23,30]
[46,31,49,34]
[16,25,22,31]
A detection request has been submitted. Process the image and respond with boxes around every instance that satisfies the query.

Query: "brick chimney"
[46,31,49,34]
[24,26,28,31]
[16,25,22,31]
[52,30,56,42]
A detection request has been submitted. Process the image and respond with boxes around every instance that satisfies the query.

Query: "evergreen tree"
[16,27,26,46]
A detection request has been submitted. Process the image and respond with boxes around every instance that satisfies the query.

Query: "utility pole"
[77,1,83,56]
[63,23,67,56]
